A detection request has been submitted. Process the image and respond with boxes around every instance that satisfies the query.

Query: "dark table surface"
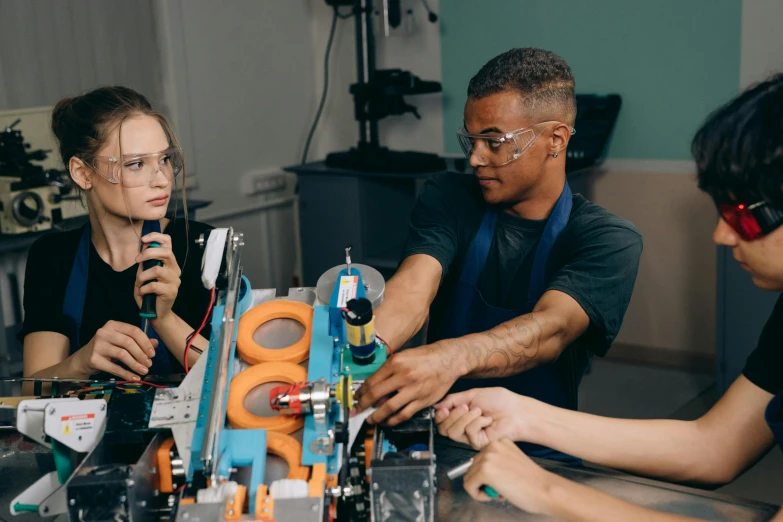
[0,428,776,522]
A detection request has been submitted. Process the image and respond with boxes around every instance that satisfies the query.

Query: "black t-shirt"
[743,294,783,396]
[19,219,213,373]
[402,173,643,363]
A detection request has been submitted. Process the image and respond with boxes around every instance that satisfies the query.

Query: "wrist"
[511,394,541,443]
[65,351,92,380]
[538,472,571,518]
[432,340,471,380]
[150,311,177,333]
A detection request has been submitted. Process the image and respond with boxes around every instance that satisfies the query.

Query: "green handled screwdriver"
[140,241,162,335]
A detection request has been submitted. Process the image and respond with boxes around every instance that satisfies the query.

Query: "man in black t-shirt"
[434,74,783,521]
[353,48,643,452]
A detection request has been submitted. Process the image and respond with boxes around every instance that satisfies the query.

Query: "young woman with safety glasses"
[434,73,783,521]
[20,86,213,385]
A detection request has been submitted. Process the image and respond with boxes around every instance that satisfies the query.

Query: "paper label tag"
[61,413,95,435]
[337,275,359,308]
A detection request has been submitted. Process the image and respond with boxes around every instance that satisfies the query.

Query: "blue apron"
[765,393,783,453]
[62,220,172,375]
[439,182,583,463]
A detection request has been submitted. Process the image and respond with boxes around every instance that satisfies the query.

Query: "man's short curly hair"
[467,48,577,126]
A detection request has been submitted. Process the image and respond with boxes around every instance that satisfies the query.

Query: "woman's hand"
[73,320,157,380]
[463,438,559,515]
[134,232,181,322]
[435,388,534,448]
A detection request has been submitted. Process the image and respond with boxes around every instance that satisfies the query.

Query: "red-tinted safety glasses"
[717,200,783,241]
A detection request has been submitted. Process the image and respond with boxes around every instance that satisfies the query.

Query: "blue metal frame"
[189,276,271,512]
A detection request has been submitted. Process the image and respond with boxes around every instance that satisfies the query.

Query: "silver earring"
[553,152,559,158]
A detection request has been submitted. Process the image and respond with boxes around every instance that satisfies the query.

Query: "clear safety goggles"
[456,121,575,167]
[89,147,183,188]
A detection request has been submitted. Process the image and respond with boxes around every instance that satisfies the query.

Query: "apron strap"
[458,208,498,286]
[525,182,573,311]
[62,226,91,352]
[62,220,172,374]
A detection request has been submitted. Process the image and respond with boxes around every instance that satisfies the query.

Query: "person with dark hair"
[20,86,213,384]
[353,48,643,461]
[434,74,783,521]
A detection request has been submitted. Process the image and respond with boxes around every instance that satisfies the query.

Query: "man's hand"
[435,388,531,448]
[353,343,464,425]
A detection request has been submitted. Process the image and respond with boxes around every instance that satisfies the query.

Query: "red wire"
[376,333,392,356]
[185,287,215,373]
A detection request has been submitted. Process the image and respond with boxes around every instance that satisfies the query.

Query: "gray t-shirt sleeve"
[546,222,643,357]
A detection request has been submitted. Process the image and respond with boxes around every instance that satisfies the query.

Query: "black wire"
[301,6,341,165]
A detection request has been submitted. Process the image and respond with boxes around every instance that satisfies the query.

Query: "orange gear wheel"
[236,300,313,365]
[227,362,308,432]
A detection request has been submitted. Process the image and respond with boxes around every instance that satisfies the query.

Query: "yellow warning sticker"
[61,413,95,435]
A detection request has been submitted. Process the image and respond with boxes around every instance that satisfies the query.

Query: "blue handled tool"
[445,458,500,498]
[140,241,162,334]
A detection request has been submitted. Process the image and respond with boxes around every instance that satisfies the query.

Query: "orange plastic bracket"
[267,431,310,480]
[156,438,176,493]
[255,485,274,520]
[225,484,247,520]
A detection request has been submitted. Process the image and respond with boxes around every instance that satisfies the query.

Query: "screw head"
[263,507,269,513]
[312,504,318,511]
[183,513,190,519]
[344,366,351,372]
[372,483,379,491]
[42,506,49,513]
[69,499,75,506]
[100,403,106,411]
[47,407,55,415]
[413,490,421,499]
[422,480,429,488]
[228,509,234,516]
[120,495,127,503]
[139,500,147,508]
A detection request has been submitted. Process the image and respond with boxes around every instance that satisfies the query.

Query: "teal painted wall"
[440,0,742,159]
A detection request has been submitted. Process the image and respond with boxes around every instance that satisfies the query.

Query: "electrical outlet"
[243,169,288,196]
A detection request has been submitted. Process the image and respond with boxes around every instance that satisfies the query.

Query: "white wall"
[307,0,444,160]
[740,0,783,88]
[159,0,444,291]
[158,0,318,290]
